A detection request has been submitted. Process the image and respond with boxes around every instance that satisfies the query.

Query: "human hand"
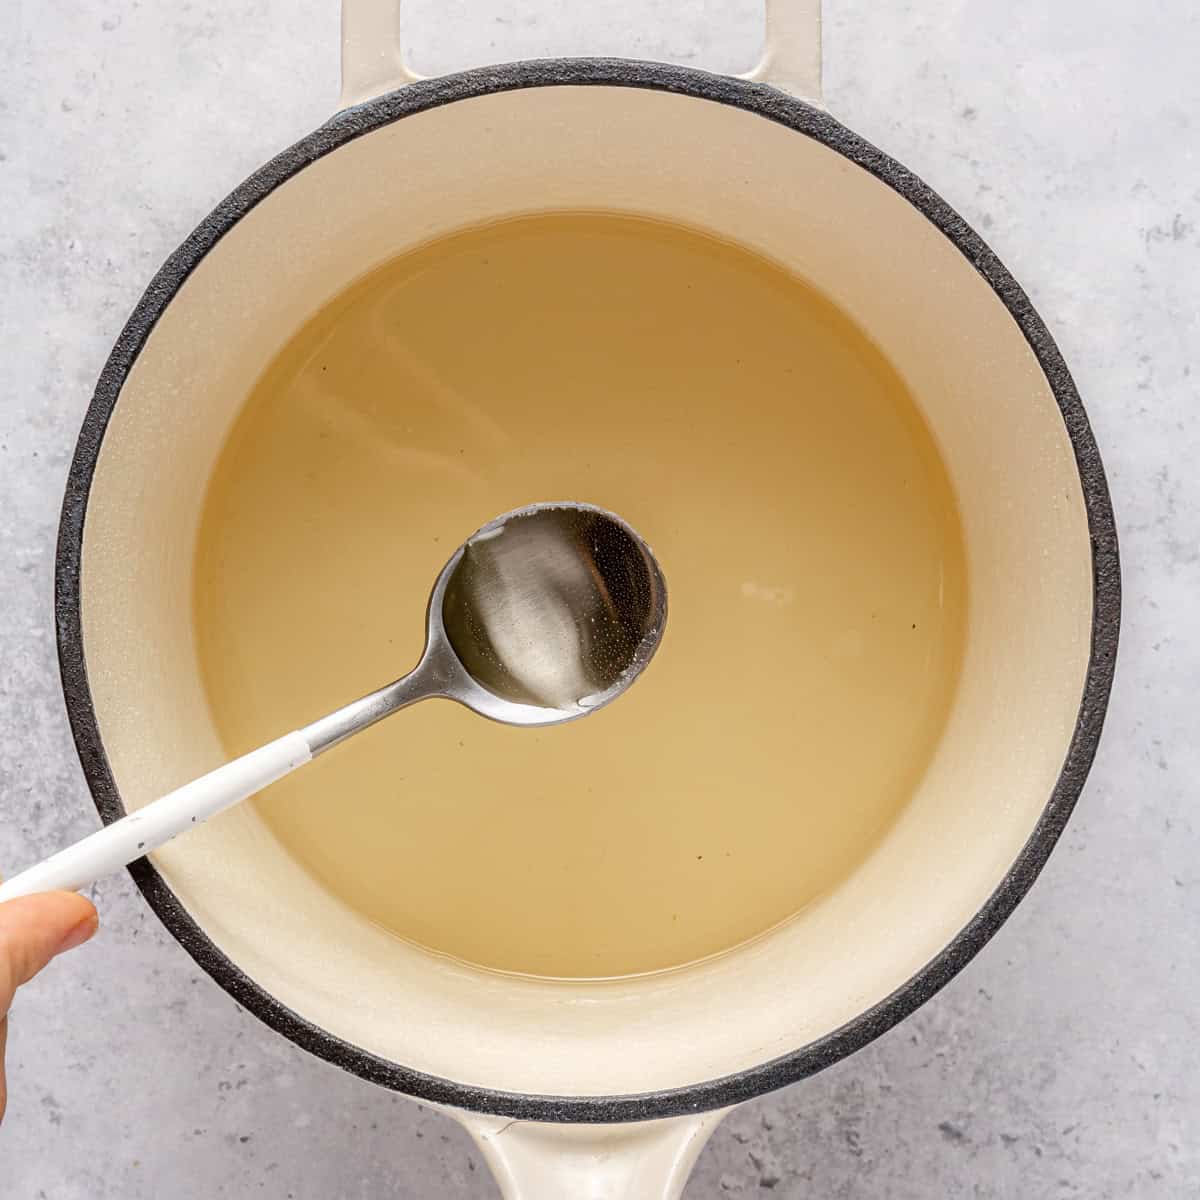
[0,892,98,1122]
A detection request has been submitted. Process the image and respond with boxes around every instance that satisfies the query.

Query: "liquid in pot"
[193,213,966,978]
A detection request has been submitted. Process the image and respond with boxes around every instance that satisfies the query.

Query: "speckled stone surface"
[1,2,1195,1196]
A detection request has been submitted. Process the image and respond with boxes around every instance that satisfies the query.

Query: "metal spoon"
[0,502,667,902]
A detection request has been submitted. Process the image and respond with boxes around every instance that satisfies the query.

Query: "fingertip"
[0,889,96,926]
[0,890,100,987]
[27,891,99,955]
[51,890,98,928]
[57,907,99,955]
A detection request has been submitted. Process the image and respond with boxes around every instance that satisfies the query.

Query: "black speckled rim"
[55,59,1120,1124]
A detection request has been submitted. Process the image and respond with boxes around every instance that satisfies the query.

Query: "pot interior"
[77,83,1093,1100]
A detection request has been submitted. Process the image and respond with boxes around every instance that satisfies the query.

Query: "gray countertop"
[1,2,1196,1196]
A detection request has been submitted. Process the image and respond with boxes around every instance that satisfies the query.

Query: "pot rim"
[54,57,1120,1124]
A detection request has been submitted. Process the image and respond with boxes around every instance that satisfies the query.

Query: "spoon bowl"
[441,503,667,718]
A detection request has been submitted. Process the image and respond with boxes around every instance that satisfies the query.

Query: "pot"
[56,2,1119,1195]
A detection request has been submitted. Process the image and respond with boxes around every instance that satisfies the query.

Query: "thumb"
[0,891,97,1125]
[0,892,99,1012]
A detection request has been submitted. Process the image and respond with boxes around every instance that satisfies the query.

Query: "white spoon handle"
[0,732,311,903]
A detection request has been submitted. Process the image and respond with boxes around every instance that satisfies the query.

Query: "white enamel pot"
[55,2,1119,1195]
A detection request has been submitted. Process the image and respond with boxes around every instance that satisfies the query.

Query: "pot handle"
[743,0,822,103]
[339,1,822,108]
[455,1110,728,1199]
[340,0,421,107]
